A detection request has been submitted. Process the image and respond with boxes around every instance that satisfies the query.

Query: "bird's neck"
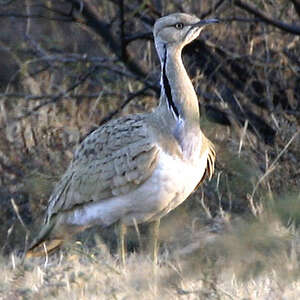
[158,44,201,143]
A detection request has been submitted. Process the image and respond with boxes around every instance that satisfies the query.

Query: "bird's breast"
[142,144,207,219]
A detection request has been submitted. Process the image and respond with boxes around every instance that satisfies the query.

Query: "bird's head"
[154,13,219,60]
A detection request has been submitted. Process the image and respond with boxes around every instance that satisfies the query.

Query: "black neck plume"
[162,46,179,118]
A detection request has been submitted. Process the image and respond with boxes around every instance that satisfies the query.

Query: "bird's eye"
[174,23,184,30]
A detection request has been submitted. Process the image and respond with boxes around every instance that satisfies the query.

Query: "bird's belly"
[123,149,208,223]
[64,149,207,227]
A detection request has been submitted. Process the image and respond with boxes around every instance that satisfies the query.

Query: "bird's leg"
[118,222,127,266]
[148,218,160,264]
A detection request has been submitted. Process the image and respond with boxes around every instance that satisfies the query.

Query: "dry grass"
[1,207,300,299]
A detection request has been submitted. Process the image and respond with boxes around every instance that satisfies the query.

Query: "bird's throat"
[160,45,200,133]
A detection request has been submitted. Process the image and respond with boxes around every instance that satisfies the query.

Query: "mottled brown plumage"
[26,13,218,262]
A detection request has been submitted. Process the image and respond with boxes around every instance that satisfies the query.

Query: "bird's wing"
[45,115,160,222]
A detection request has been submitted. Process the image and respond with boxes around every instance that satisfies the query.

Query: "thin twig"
[99,86,150,126]
[238,119,248,157]
[0,12,72,22]
[15,66,99,121]
[0,92,120,101]
[232,0,300,35]
[251,131,299,199]
[200,0,226,19]
[10,198,28,230]
[10,198,30,259]
[133,218,142,250]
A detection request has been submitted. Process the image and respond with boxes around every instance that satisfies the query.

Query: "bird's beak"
[192,18,219,28]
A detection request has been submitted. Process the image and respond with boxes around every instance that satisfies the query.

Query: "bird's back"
[45,113,161,223]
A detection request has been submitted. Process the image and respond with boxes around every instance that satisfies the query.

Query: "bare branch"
[232,0,300,35]
[23,53,112,68]
[14,65,99,121]
[124,32,153,45]
[65,0,148,79]
[0,12,72,22]
[0,92,120,101]
[201,0,226,19]
[119,0,127,61]
[99,86,151,126]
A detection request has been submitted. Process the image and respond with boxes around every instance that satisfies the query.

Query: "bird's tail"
[26,218,64,258]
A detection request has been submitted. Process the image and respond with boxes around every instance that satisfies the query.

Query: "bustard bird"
[26,13,217,263]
